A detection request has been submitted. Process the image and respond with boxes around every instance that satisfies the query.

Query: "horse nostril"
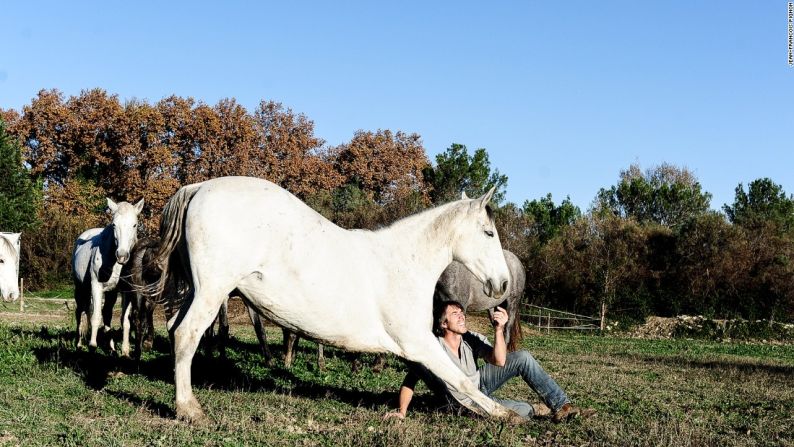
[501,280,509,294]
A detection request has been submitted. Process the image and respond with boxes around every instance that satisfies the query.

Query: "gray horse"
[434,249,525,351]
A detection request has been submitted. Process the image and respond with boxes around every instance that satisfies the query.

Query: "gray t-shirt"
[437,331,493,408]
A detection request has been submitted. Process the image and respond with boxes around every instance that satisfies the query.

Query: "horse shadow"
[24,326,410,415]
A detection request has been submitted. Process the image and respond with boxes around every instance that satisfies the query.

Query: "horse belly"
[236,269,387,353]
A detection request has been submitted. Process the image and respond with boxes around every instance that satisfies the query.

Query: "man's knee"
[511,350,539,369]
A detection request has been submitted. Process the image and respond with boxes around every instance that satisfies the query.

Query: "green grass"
[0,309,792,446]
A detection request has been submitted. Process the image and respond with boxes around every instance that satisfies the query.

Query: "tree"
[0,119,41,233]
[425,143,508,205]
[253,101,342,199]
[594,163,711,228]
[332,129,430,206]
[522,193,581,244]
[723,178,794,233]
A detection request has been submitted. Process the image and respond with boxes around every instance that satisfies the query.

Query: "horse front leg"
[102,290,118,352]
[399,334,514,419]
[88,282,103,350]
[169,288,228,422]
[120,291,133,357]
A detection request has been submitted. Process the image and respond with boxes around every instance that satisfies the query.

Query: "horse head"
[107,198,144,265]
[450,187,510,299]
[0,233,20,302]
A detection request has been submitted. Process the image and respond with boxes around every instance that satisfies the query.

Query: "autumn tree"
[326,129,430,229]
[254,101,342,199]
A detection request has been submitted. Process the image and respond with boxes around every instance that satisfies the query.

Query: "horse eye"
[484,230,494,237]
[0,259,4,264]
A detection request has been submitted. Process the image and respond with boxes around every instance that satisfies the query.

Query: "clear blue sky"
[2,1,792,211]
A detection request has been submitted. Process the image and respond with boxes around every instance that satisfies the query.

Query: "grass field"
[0,296,792,446]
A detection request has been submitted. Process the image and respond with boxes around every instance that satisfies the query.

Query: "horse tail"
[144,182,204,304]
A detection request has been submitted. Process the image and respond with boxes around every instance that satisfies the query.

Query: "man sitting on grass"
[384,300,594,423]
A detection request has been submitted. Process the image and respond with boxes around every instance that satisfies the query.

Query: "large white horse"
[150,176,513,421]
[72,198,143,351]
[0,232,21,302]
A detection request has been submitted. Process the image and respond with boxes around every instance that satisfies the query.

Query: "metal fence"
[520,304,601,333]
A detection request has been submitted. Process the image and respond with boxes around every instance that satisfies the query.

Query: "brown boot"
[552,403,596,423]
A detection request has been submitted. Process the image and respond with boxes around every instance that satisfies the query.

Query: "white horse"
[72,198,143,352]
[0,232,21,302]
[150,176,513,421]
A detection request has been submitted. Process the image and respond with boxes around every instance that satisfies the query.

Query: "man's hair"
[432,300,464,337]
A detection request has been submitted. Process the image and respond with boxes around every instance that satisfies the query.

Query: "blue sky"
[2,1,792,211]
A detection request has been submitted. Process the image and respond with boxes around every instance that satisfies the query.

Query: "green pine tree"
[0,119,41,232]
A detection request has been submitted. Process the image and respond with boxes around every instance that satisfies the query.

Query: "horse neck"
[375,202,463,285]
[100,225,118,252]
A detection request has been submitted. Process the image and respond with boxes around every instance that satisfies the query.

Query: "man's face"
[442,305,467,335]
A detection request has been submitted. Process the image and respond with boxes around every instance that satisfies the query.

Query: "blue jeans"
[478,350,570,419]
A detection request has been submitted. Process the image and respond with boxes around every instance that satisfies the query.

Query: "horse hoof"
[176,399,205,423]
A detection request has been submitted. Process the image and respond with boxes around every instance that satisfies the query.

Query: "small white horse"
[0,232,21,302]
[72,198,143,352]
[150,176,512,421]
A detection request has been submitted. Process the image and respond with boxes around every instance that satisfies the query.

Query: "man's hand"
[492,306,508,330]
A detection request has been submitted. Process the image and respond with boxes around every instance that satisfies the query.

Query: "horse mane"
[0,236,15,258]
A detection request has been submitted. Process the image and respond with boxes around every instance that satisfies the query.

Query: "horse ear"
[107,198,118,213]
[478,187,496,208]
[460,191,469,200]
[134,198,145,214]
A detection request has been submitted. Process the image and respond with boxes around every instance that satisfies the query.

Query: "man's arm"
[383,373,419,419]
[485,306,508,367]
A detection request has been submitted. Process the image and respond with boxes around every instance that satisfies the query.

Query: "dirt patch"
[629,315,794,342]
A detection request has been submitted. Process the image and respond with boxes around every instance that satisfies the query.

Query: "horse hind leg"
[247,306,272,365]
[282,329,299,368]
[171,288,228,422]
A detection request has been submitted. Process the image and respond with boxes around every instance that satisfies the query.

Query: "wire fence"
[520,304,601,333]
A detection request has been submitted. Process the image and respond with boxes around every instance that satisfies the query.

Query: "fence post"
[19,278,24,312]
[546,312,551,334]
[600,302,606,331]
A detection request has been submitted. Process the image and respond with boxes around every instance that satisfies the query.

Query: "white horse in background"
[0,232,21,302]
[72,198,143,351]
[149,176,512,421]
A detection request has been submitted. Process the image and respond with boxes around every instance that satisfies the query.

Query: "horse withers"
[72,198,143,351]
[0,232,21,302]
[148,176,512,422]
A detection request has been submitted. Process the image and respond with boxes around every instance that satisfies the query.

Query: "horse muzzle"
[1,290,19,303]
[483,278,509,298]
[116,250,130,265]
